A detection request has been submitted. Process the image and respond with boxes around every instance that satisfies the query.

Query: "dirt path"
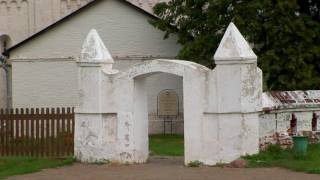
[7,157,320,180]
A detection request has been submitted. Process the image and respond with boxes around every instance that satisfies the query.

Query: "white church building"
[2,0,184,134]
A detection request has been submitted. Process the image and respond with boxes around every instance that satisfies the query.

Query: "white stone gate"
[75,23,262,165]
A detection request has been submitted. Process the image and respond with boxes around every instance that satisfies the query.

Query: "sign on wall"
[157,89,179,117]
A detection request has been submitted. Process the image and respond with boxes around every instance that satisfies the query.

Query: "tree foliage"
[150,0,320,90]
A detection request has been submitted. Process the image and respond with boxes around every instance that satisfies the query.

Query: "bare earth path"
[7,157,320,180]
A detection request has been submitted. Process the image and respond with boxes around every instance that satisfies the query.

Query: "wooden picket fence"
[0,107,74,157]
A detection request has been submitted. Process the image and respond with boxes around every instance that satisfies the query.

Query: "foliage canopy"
[151,0,320,90]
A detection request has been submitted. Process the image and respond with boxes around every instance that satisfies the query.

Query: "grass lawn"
[0,157,74,179]
[244,144,320,174]
[149,134,184,156]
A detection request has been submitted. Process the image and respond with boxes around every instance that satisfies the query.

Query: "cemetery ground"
[2,135,320,180]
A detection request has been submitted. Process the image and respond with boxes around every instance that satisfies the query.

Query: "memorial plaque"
[157,90,179,117]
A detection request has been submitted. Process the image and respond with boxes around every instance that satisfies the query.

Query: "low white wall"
[259,108,320,148]
[260,109,320,137]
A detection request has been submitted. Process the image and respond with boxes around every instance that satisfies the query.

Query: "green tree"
[151,0,320,90]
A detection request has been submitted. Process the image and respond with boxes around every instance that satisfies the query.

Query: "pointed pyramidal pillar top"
[80,29,114,64]
[214,22,257,65]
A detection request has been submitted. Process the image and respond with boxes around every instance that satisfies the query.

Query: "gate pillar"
[203,23,262,164]
[75,29,118,162]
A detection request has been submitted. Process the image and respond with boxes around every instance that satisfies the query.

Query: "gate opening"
[134,72,184,160]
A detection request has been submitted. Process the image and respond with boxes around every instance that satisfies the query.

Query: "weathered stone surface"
[214,22,257,64]
[81,29,113,64]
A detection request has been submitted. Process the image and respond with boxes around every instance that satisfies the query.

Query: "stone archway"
[113,59,209,164]
[75,23,262,166]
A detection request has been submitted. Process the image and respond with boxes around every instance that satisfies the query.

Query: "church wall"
[10,0,181,59]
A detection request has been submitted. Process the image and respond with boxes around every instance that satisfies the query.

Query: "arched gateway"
[75,23,262,166]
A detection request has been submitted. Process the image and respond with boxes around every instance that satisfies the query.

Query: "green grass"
[149,134,184,156]
[244,144,320,174]
[0,157,75,179]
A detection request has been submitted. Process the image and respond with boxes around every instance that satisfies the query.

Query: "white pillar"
[214,22,262,114]
[75,29,119,162]
[204,23,262,164]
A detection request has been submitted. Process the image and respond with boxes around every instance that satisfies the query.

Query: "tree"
[150,0,320,90]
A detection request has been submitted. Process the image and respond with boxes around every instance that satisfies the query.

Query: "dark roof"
[7,0,159,53]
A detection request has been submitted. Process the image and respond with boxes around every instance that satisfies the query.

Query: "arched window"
[3,41,6,50]
[312,113,318,131]
[0,34,11,53]
[290,113,297,135]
